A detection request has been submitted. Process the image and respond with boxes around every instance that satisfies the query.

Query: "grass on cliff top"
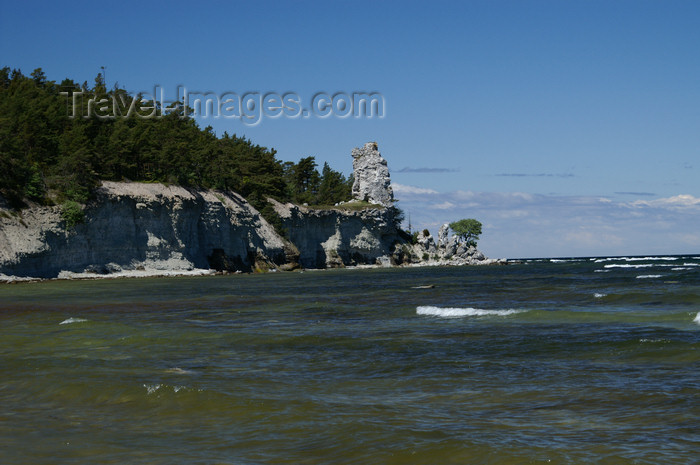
[305,200,384,211]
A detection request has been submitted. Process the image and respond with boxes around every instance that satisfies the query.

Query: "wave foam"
[596,256,679,263]
[604,264,655,269]
[636,275,662,279]
[59,317,88,325]
[144,383,163,394]
[0,273,38,283]
[57,268,214,280]
[694,313,700,325]
[416,306,524,318]
[594,293,607,298]
[144,383,201,395]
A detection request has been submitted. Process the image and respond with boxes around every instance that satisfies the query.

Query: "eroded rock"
[351,142,394,207]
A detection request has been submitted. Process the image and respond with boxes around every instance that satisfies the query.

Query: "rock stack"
[351,142,394,207]
[396,224,504,266]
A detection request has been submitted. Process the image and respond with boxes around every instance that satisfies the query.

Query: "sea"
[1,255,699,464]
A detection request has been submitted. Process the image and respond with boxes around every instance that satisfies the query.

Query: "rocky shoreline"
[0,259,507,284]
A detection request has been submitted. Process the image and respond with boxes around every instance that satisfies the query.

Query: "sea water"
[1,256,699,464]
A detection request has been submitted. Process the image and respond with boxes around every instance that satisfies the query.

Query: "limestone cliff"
[270,199,401,269]
[0,182,288,279]
[0,184,404,279]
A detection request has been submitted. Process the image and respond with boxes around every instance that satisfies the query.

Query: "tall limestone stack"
[351,142,394,207]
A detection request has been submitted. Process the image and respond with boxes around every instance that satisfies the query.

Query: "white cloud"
[392,183,438,195]
[630,194,700,209]
[431,201,456,210]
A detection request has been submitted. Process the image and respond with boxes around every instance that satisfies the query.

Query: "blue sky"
[2,0,699,258]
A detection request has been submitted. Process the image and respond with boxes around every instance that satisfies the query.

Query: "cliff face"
[0,181,405,279]
[0,182,288,278]
[270,199,400,269]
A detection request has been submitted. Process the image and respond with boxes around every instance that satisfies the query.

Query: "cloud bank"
[393,184,700,258]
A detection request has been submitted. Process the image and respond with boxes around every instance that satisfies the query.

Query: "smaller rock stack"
[396,224,504,266]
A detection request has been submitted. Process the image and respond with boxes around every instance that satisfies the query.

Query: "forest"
[0,67,354,227]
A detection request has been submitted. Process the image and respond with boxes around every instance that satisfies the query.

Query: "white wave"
[594,269,610,273]
[416,306,524,318]
[604,264,655,269]
[550,259,584,263]
[594,293,607,298]
[694,313,700,325]
[144,383,163,394]
[595,256,679,263]
[636,275,662,279]
[59,317,88,325]
[165,367,194,375]
[682,263,700,267]
[143,383,201,395]
[0,273,38,283]
[672,267,691,271]
[57,268,214,280]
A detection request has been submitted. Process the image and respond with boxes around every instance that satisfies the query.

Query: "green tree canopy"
[317,162,352,205]
[0,66,356,220]
[449,218,482,247]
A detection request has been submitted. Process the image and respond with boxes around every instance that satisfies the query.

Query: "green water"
[1,257,699,464]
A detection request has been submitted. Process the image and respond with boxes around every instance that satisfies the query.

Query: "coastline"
[1,180,499,280]
[0,258,509,284]
[1,145,500,279]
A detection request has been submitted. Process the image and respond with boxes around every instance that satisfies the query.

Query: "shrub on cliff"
[60,200,84,228]
[449,218,482,247]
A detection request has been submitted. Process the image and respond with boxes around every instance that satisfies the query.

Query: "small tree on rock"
[449,218,482,247]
